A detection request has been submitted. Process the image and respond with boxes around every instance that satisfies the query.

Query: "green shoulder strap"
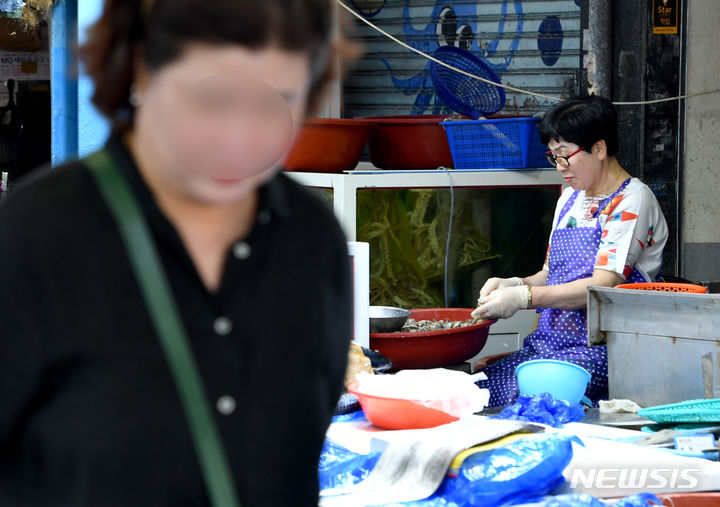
[85,149,240,507]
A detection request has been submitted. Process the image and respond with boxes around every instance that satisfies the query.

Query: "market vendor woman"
[0,0,351,505]
[473,96,667,407]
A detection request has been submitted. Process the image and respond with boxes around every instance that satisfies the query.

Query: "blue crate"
[638,398,720,424]
[440,117,539,169]
[527,125,551,169]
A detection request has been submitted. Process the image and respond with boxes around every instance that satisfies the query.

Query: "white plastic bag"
[355,368,490,418]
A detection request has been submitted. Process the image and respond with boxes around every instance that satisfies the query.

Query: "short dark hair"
[81,0,342,128]
[538,95,619,156]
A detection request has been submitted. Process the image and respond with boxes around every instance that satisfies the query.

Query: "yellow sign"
[653,0,679,34]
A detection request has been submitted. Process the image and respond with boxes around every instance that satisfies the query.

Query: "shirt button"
[217,395,236,415]
[214,317,233,336]
[258,209,272,225]
[232,241,252,260]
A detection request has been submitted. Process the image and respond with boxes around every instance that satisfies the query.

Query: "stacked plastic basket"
[430,46,547,170]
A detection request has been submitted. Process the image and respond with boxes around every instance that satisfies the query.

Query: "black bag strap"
[85,149,240,507]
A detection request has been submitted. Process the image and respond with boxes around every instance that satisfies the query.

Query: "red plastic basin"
[283,118,375,173]
[369,308,494,370]
[363,115,464,170]
[658,493,720,506]
[347,382,458,430]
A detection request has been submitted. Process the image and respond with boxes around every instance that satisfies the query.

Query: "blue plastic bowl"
[515,360,591,404]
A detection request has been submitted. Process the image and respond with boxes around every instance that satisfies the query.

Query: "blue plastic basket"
[430,46,505,119]
[637,398,720,424]
[527,125,550,169]
[440,117,539,169]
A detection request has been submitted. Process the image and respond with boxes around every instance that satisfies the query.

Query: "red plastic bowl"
[347,382,458,430]
[369,308,495,370]
[283,118,375,173]
[363,115,465,170]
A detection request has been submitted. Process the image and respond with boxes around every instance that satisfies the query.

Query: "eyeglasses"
[545,147,584,168]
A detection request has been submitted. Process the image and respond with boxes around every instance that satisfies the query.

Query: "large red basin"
[283,118,375,173]
[363,115,459,170]
[370,308,495,370]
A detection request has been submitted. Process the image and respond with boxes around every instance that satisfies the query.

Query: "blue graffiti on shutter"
[343,0,579,117]
[538,15,564,66]
[378,1,524,114]
[349,0,386,18]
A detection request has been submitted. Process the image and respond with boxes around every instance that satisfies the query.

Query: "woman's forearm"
[528,269,624,310]
[521,270,549,287]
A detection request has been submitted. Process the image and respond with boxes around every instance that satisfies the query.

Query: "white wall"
[682,0,720,281]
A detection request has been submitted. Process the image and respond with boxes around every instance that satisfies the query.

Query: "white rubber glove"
[472,285,528,320]
[478,276,523,301]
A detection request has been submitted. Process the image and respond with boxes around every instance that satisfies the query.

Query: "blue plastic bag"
[0,0,23,15]
[423,433,581,506]
[318,439,381,491]
[319,432,582,506]
[542,492,662,506]
[493,393,586,428]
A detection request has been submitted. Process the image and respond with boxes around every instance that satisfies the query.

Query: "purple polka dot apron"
[476,179,650,407]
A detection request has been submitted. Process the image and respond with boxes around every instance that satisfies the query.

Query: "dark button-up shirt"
[0,135,352,506]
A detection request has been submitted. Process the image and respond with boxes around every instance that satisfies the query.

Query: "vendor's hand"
[478,276,523,301]
[472,285,528,320]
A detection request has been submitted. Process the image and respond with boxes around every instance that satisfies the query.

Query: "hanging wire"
[440,166,455,308]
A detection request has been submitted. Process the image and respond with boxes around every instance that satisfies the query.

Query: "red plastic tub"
[369,308,494,370]
[283,118,375,173]
[347,382,458,430]
[363,115,465,170]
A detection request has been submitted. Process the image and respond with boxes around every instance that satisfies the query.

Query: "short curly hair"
[538,95,619,156]
[80,0,342,129]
